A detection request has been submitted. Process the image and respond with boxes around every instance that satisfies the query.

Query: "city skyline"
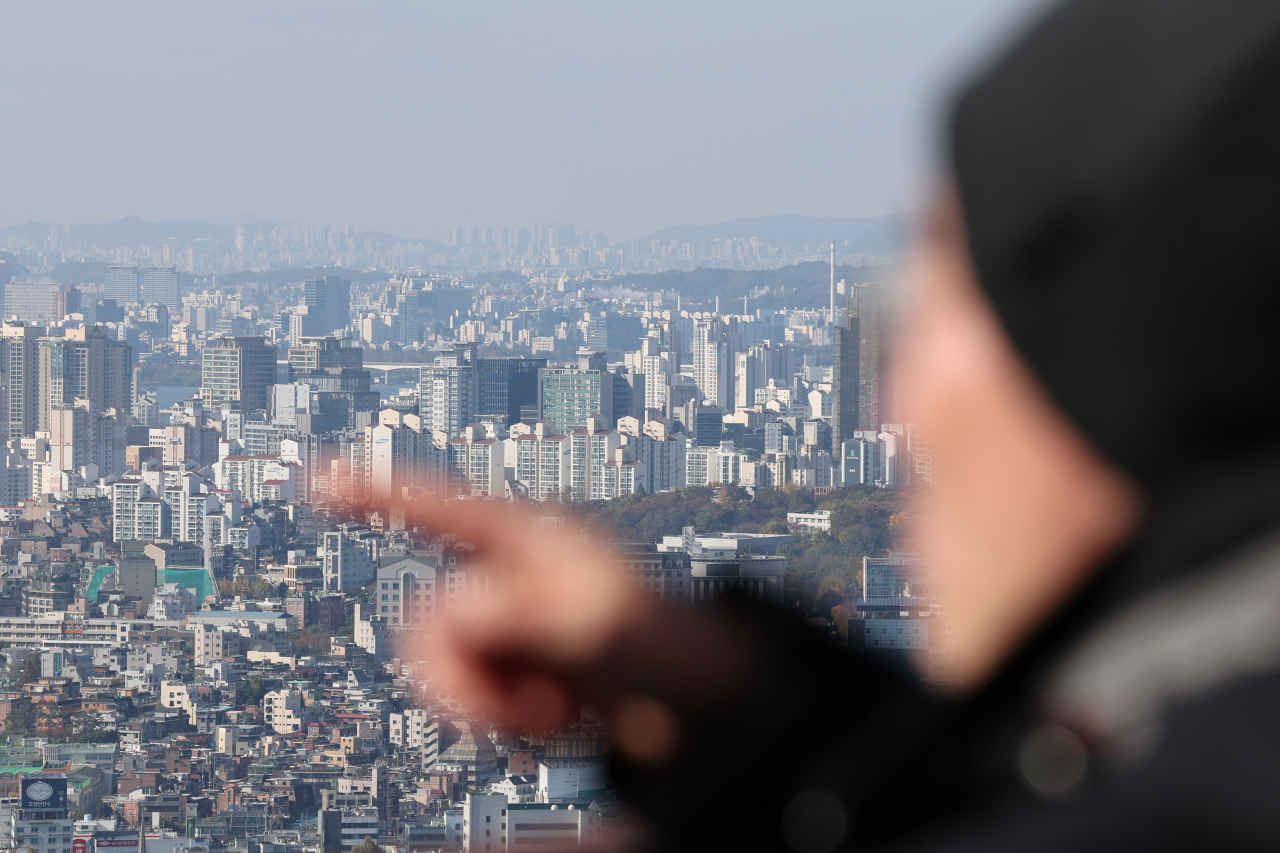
[0,212,907,276]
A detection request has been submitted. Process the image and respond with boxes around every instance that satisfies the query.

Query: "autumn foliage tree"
[16,655,40,686]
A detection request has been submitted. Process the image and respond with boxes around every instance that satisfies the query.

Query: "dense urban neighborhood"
[0,250,933,852]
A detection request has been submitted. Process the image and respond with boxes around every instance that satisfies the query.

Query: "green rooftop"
[86,563,217,605]
[159,567,217,603]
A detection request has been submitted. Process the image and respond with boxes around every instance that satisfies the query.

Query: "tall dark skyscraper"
[303,276,352,336]
[848,284,884,431]
[831,316,860,454]
[831,284,885,452]
[478,357,548,428]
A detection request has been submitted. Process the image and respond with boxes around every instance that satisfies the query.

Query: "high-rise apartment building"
[511,421,572,500]
[37,326,132,432]
[113,476,170,542]
[0,322,45,440]
[47,405,90,472]
[420,344,478,436]
[638,336,672,412]
[104,264,140,303]
[627,419,687,493]
[200,336,277,413]
[141,266,180,312]
[364,413,444,505]
[568,417,621,502]
[303,276,352,335]
[733,347,765,413]
[692,317,736,410]
[444,424,505,498]
[538,350,612,433]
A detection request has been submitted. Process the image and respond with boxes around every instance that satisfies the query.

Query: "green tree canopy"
[218,577,275,601]
[70,710,110,743]
[240,675,266,707]
[2,700,36,735]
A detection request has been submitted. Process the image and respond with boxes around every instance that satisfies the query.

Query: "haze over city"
[3,1,1046,240]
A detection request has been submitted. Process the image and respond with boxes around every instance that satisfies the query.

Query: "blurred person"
[422,0,1280,849]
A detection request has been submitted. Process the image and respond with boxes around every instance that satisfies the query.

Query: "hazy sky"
[1,1,1050,241]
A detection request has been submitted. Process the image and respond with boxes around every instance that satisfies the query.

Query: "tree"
[36,704,70,741]
[239,675,266,707]
[352,838,380,853]
[71,710,106,740]
[218,576,274,601]
[15,655,40,687]
[832,603,855,640]
[888,510,916,551]
[290,626,332,655]
[3,700,36,735]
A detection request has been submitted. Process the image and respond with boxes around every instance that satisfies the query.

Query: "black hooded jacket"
[612,2,1280,850]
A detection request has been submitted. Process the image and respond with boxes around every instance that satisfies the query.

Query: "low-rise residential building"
[262,688,311,734]
[786,509,832,531]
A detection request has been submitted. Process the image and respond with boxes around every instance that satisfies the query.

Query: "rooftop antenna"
[829,241,836,326]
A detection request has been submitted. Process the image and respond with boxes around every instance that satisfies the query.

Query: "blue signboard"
[21,777,67,811]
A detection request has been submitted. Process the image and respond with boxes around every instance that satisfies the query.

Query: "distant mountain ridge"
[601,260,900,314]
[644,213,909,254]
[0,216,445,250]
[1,213,906,255]
[0,216,254,247]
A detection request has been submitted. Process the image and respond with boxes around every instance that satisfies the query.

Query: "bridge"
[364,363,427,375]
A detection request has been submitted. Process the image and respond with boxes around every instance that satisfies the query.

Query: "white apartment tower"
[692,317,735,410]
[419,344,478,436]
